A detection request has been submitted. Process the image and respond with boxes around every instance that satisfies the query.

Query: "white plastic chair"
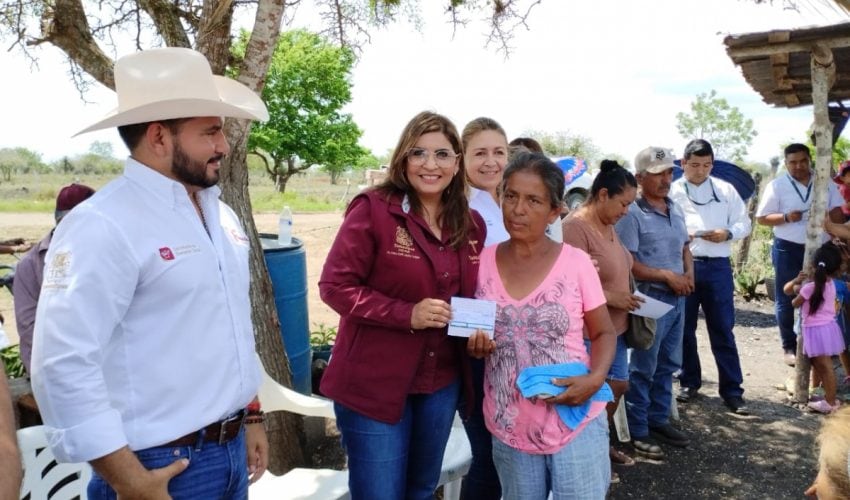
[251,354,472,500]
[17,425,92,500]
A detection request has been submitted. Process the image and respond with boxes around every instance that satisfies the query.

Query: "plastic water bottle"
[278,205,293,246]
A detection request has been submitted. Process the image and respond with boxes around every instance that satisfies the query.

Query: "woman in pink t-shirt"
[468,151,617,499]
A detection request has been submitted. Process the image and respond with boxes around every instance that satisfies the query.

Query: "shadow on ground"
[610,393,819,499]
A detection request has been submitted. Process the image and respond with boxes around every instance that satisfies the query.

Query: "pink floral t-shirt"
[477,243,608,454]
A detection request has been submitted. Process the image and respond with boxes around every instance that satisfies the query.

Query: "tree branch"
[196,0,234,72]
[137,0,192,47]
[36,0,116,89]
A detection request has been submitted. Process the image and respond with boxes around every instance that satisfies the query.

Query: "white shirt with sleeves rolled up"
[670,176,751,258]
[31,158,261,463]
[755,172,843,244]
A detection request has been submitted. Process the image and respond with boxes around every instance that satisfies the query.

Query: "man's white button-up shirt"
[670,176,751,258]
[31,158,261,463]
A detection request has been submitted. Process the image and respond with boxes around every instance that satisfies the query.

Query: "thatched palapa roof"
[724,21,850,108]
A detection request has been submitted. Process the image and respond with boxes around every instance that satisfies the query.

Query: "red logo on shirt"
[159,247,175,261]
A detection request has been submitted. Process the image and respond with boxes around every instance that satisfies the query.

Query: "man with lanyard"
[616,146,693,460]
[756,143,844,366]
[31,48,270,499]
[670,139,751,414]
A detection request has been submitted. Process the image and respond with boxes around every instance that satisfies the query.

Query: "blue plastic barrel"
[260,234,312,395]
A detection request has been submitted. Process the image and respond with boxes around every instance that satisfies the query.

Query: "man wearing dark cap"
[31,47,270,499]
[14,183,95,373]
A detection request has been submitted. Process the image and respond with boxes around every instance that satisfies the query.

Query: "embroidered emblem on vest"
[388,226,419,259]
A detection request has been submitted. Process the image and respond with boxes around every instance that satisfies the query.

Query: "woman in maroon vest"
[319,111,486,499]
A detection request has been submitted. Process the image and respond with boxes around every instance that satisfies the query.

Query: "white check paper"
[632,291,674,319]
[448,297,497,338]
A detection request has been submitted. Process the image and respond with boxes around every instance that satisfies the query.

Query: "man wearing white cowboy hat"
[31,47,271,499]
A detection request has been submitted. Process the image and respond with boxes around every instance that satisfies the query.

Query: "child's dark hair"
[809,242,843,315]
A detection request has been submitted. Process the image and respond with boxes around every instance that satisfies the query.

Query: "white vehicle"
[552,156,595,210]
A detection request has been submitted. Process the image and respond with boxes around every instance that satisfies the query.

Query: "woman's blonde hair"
[817,406,850,499]
[461,117,507,152]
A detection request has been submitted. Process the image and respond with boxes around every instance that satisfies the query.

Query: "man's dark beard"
[171,142,222,188]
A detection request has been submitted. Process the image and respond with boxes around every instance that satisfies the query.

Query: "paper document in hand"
[448,297,497,338]
[632,291,674,319]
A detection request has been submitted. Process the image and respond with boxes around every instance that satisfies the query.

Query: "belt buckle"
[218,410,246,445]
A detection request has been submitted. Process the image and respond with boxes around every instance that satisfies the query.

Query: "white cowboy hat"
[75,47,269,136]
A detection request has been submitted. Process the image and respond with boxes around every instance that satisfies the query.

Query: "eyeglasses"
[406,148,460,167]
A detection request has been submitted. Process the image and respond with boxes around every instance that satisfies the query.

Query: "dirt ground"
[0,212,833,499]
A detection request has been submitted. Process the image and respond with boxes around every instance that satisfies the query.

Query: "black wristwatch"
[725,230,733,241]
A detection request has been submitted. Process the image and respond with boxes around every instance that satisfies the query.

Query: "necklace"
[192,192,210,235]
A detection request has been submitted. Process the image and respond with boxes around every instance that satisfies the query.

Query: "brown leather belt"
[161,411,246,447]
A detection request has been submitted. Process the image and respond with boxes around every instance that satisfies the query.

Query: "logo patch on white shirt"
[43,251,72,289]
[159,247,175,261]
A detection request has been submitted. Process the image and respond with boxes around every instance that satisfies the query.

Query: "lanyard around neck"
[684,179,720,206]
[786,174,812,204]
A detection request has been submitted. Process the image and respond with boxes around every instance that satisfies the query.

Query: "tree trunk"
[734,172,762,274]
[214,0,306,473]
[196,0,235,74]
[794,44,836,405]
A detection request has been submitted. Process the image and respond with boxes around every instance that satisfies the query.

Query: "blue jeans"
[88,428,248,499]
[680,258,744,399]
[334,380,460,500]
[584,335,629,381]
[459,358,501,500]
[491,414,609,500]
[772,238,805,352]
[626,290,685,438]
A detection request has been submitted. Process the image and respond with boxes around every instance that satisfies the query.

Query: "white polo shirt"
[31,158,261,463]
[670,177,751,258]
[755,172,843,244]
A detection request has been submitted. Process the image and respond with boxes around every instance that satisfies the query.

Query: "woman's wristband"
[782,213,789,223]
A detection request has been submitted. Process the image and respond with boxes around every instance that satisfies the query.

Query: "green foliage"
[234,29,366,194]
[803,136,850,167]
[310,323,338,347]
[88,141,115,158]
[733,223,773,301]
[675,90,758,162]
[522,130,601,164]
[1,344,24,378]
[0,147,47,180]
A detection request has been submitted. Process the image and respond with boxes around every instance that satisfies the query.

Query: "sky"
[1,0,849,165]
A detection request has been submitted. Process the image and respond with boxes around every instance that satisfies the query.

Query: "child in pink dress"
[792,242,847,414]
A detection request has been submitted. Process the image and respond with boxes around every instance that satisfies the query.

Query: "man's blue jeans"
[772,238,805,352]
[626,289,685,438]
[680,257,744,400]
[334,379,460,500]
[88,428,248,499]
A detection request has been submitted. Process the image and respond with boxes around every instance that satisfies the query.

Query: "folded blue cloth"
[516,363,613,430]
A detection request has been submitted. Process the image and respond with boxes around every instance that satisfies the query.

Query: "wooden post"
[735,172,762,274]
[794,44,836,405]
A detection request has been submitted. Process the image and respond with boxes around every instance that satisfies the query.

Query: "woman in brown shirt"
[562,160,641,471]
